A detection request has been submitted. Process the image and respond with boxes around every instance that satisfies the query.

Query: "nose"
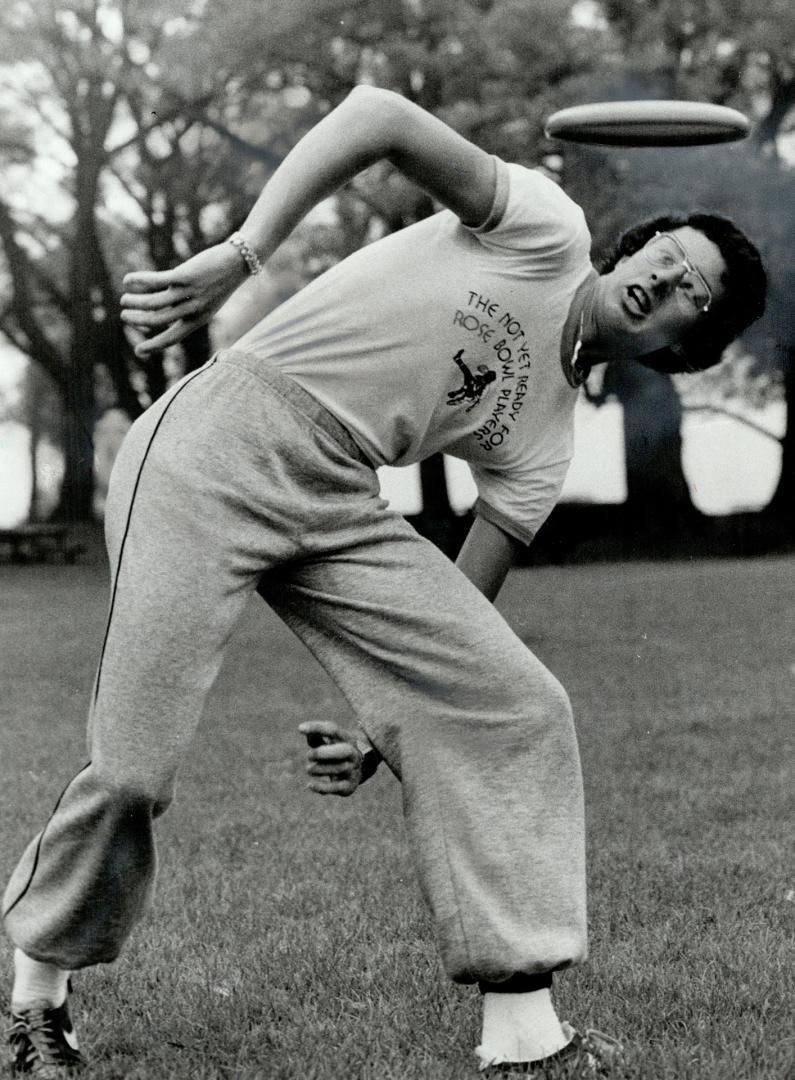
[649,262,687,294]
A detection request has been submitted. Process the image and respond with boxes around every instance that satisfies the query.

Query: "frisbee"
[544,100,751,146]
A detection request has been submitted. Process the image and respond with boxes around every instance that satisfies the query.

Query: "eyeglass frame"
[642,231,713,315]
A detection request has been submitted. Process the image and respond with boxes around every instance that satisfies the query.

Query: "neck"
[560,271,600,386]
[578,276,615,364]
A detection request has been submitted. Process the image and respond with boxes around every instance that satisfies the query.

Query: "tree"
[583,0,795,537]
[8,0,788,545]
[0,1,150,520]
[0,0,368,521]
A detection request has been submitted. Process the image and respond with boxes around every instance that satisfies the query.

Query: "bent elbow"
[343,85,407,151]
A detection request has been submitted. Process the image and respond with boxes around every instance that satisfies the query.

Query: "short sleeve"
[465,159,590,266]
[470,456,572,546]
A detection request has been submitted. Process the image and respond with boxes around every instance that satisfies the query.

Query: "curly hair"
[598,212,767,374]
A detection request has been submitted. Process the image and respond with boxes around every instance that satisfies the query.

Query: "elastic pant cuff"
[478,971,553,995]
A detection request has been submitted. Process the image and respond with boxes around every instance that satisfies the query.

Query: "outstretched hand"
[120,242,249,357]
[299,720,370,797]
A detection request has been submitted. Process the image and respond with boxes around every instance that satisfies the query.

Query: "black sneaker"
[7,999,86,1075]
[477,1022,624,1075]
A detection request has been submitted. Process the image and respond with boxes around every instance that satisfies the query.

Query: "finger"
[121,296,205,330]
[308,779,354,796]
[308,744,356,763]
[299,720,344,740]
[133,319,199,357]
[307,763,353,778]
[120,286,193,310]
[300,721,347,749]
[122,269,184,292]
[122,309,177,330]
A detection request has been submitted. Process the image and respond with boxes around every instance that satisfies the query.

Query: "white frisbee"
[544,100,751,147]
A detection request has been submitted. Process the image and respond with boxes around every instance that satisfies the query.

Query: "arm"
[121,86,497,356]
[455,514,524,602]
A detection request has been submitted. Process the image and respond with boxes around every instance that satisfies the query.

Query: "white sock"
[11,949,70,1010]
[475,988,572,1067]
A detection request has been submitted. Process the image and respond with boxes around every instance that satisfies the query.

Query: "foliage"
[0,0,793,521]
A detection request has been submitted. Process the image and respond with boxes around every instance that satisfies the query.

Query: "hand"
[120,242,250,358]
[299,720,369,797]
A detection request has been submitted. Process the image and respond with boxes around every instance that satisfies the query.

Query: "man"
[4,86,766,1076]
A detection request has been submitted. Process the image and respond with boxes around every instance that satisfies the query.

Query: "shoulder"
[467,159,590,259]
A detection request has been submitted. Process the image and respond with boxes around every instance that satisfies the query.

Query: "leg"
[3,355,376,971]
[3,364,258,968]
[2,353,394,1074]
[259,517,587,987]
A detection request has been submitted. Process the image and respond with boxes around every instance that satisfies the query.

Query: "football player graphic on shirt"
[446,349,497,411]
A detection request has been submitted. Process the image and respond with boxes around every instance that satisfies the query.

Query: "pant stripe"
[92,359,216,708]
[2,764,90,919]
[2,362,215,926]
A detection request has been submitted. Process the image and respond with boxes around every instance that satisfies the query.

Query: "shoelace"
[8,1008,81,1069]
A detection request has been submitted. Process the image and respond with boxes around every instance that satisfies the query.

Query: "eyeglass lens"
[645,236,711,310]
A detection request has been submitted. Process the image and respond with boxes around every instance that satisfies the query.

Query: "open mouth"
[626,285,651,317]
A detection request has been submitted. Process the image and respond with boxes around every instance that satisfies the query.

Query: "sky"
[0,341,784,528]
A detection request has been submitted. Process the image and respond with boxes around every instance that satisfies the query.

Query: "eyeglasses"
[642,232,713,314]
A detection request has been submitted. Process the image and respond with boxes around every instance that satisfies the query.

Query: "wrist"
[228,231,263,276]
[354,734,381,784]
[359,746,380,783]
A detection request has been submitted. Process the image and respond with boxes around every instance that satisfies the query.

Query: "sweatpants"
[3,348,586,985]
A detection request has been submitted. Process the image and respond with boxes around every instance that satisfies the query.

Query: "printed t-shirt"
[235,159,593,544]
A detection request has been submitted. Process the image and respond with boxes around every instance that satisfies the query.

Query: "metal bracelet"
[229,231,263,275]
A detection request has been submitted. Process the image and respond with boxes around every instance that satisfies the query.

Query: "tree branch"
[0,196,67,393]
[191,115,284,169]
[106,91,218,157]
[683,404,783,443]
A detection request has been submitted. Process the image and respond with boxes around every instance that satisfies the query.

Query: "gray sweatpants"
[3,349,586,984]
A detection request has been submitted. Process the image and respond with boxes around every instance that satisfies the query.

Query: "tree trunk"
[28,415,40,524]
[602,359,700,546]
[182,323,212,373]
[53,211,100,519]
[26,365,46,522]
[53,343,97,523]
[408,454,466,557]
[767,343,795,528]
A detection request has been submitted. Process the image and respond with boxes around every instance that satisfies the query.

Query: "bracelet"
[228,231,263,275]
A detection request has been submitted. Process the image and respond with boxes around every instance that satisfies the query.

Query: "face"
[596,226,728,357]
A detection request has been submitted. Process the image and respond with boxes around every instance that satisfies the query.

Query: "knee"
[470,650,573,730]
[89,762,175,817]
[541,672,573,723]
[512,664,574,731]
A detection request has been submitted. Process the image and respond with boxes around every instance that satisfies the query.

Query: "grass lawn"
[0,555,792,1079]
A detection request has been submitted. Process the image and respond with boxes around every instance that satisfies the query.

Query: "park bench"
[0,523,84,564]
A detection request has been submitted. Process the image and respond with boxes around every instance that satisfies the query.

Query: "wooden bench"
[0,524,84,564]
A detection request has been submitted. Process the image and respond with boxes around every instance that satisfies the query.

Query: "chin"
[634,347,683,374]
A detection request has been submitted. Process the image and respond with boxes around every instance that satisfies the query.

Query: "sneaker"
[477,1021,623,1075]
[7,998,86,1075]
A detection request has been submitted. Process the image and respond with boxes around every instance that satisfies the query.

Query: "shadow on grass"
[0,555,793,1078]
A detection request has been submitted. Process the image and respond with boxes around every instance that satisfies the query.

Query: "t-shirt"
[235,159,593,544]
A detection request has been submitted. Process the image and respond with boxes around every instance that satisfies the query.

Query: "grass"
[0,555,793,1079]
